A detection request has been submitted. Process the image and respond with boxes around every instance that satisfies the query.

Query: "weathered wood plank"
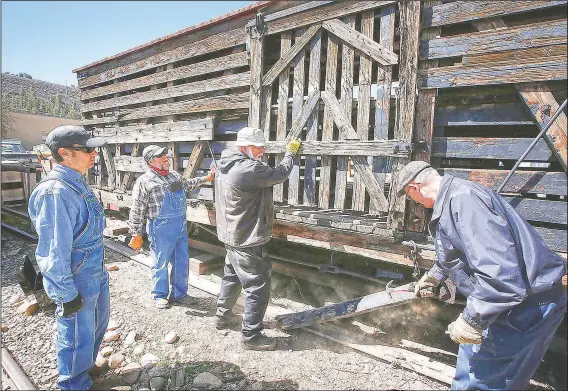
[516,83,568,172]
[319,33,340,210]
[80,51,248,101]
[423,1,566,28]
[262,24,321,86]
[389,1,421,230]
[121,144,141,190]
[264,1,396,36]
[503,197,566,225]
[183,141,207,179]
[284,91,320,142]
[81,72,250,113]
[406,1,441,232]
[100,145,116,189]
[248,34,263,129]
[335,15,356,210]
[265,140,411,157]
[81,92,249,126]
[274,31,292,203]
[434,102,530,127]
[372,4,396,215]
[353,11,375,212]
[322,18,398,66]
[534,226,567,252]
[461,44,567,67]
[440,169,567,196]
[93,119,214,144]
[420,56,567,89]
[432,137,557,161]
[246,1,335,28]
[304,31,322,207]
[78,26,246,89]
[115,156,147,173]
[288,28,307,206]
[321,91,389,212]
[420,19,567,60]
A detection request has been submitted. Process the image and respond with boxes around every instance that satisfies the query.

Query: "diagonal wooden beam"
[262,24,321,86]
[516,83,567,173]
[284,91,321,141]
[100,145,116,189]
[322,19,398,66]
[184,141,207,179]
[321,91,389,211]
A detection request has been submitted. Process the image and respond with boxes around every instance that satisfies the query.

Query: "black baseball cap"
[45,125,107,150]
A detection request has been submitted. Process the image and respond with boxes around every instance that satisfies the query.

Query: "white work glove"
[447,315,483,345]
[414,272,440,298]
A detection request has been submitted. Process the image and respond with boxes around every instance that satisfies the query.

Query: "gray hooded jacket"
[215,147,296,248]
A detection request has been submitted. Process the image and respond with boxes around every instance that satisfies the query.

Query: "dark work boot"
[214,312,242,330]
[242,334,277,351]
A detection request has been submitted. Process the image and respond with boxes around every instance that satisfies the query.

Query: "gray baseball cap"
[45,125,106,149]
[396,161,432,196]
[142,145,168,162]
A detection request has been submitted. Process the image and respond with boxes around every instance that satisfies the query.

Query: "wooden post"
[248,30,264,129]
[274,31,292,203]
[353,11,375,211]
[388,1,421,231]
[184,141,207,179]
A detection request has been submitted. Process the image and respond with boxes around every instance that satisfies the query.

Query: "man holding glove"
[398,160,566,390]
[128,145,214,309]
[28,125,110,390]
[214,127,301,350]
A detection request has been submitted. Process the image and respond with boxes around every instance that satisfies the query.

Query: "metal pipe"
[497,98,568,194]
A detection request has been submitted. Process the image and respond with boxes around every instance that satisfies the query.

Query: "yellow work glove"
[128,235,143,251]
[414,272,440,298]
[447,315,483,345]
[286,138,302,154]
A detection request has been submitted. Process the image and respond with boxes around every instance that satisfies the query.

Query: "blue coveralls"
[428,175,566,390]
[28,165,110,391]
[146,183,190,301]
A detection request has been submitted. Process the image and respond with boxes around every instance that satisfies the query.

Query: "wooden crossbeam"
[321,91,389,212]
[516,83,568,173]
[265,140,411,156]
[322,19,398,66]
[284,91,321,141]
[184,141,207,179]
[262,24,321,86]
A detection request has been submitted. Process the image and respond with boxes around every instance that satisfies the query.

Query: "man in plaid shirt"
[128,145,214,309]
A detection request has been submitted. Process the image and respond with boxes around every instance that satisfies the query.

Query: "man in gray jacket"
[214,127,301,350]
[399,161,566,390]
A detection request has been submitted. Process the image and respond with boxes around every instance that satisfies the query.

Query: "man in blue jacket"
[28,125,109,390]
[398,160,566,390]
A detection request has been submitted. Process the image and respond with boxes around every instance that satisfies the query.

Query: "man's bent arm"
[129,179,149,236]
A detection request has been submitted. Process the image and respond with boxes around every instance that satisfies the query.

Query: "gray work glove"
[414,272,440,297]
[447,314,483,345]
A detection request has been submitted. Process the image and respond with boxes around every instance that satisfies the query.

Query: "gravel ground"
[2,230,566,390]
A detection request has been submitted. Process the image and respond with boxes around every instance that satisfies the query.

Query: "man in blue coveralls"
[128,145,214,309]
[28,125,110,390]
[398,160,567,390]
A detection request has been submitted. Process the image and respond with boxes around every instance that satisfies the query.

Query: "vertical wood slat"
[319,34,340,209]
[334,15,356,210]
[289,28,307,206]
[100,145,116,189]
[112,79,123,187]
[353,11,375,211]
[248,34,264,129]
[405,1,441,232]
[304,31,322,207]
[371,4,396,214]
[183,141,207,178]
[274,32,292,203]
[388,1,422,231]
[165,63,179,172]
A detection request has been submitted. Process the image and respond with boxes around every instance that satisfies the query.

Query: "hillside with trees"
[1,73,81,120]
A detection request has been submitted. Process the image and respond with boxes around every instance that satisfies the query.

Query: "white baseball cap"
[233,127,266,147]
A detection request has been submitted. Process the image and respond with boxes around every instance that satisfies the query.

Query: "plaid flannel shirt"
[129,169,208,236]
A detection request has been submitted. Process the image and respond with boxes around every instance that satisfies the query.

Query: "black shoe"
[214,313,242,330]
[242,335,277,351]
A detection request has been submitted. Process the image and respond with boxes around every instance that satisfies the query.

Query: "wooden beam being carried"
[321,91,389,212]
[262,24,321,86]
[184,141,207,178]
[322,19,398,66]
[516,83,568,172]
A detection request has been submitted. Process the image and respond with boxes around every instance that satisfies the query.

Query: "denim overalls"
[146,181,190,300]
[29,167,110,391]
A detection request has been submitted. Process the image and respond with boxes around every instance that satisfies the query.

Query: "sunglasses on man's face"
[70,146,96,153]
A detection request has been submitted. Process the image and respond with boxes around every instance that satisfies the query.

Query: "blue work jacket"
[428,175,566,330]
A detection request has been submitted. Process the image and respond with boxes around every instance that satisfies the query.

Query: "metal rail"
[1,223,38,241]
[1,347,38,390]
[497,98,568,194]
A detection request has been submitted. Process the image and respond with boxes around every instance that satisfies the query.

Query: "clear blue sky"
[1,1,254,86]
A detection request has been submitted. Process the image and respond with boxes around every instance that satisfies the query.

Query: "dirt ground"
[1,230,566,390]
